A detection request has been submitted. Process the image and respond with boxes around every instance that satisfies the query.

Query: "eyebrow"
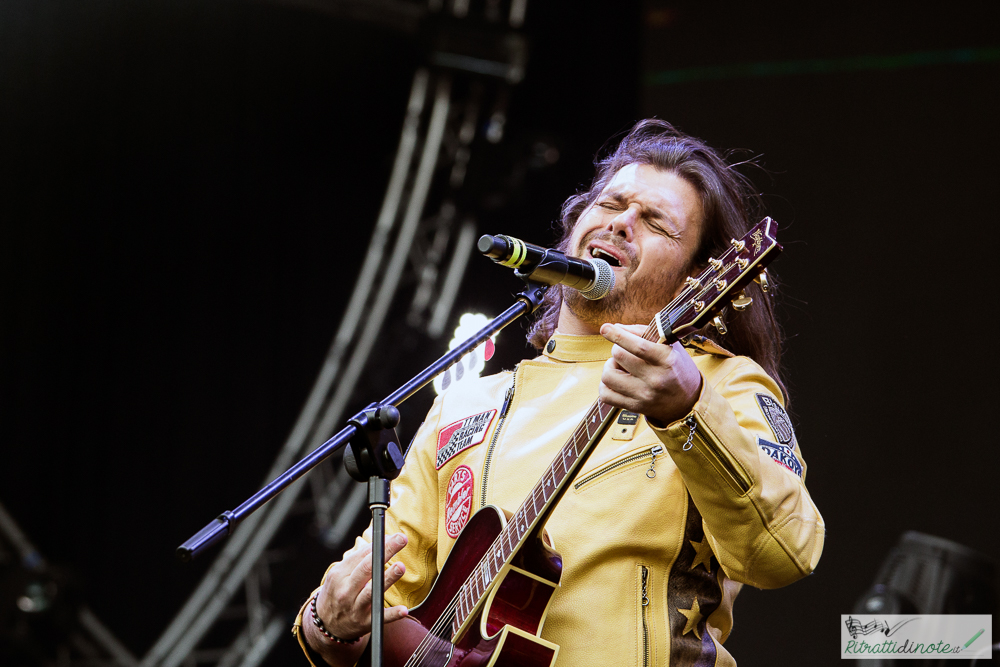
[602,188,668,223]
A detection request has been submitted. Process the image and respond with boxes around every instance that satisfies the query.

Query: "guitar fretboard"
[450,322,663,634]
[450,397,618,631]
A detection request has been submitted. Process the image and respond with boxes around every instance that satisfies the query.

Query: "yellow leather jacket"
[296,333,824,666]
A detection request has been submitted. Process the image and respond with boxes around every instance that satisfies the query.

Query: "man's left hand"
[599,323,703,426]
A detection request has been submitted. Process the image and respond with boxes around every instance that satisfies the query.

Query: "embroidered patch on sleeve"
[445,465,475,538]
[757,436,803,478]
[436,409,497,469]
[755,393,794,444]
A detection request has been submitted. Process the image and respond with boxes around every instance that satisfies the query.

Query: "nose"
[605,204,639,242]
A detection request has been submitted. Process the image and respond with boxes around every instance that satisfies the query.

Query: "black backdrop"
[2,1,998,665]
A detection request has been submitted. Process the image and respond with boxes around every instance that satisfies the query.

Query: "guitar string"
[406,599,458,667]
[405,325,664,666]
[405,313,701,664]
[403,248,760,664]
[404,398,608,666]
[405,422,598,666]
[404,397,625,666]
[405,590,458,666]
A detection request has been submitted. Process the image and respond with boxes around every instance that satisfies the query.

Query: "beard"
[563,232,687,329]
[563,270,680,329]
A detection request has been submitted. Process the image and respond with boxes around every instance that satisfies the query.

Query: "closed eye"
[644,219,678,239]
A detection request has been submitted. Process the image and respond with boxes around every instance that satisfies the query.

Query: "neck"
[556,301,603,336]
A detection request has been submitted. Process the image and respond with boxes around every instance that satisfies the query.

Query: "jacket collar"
[539,331,735,363]
[541,333,614,362]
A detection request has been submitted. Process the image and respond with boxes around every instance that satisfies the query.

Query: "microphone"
[477,234,615,300]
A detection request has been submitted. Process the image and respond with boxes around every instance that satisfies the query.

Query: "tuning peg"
[754,270,770,293]
[732,291,753,311]
[712,316,728,335]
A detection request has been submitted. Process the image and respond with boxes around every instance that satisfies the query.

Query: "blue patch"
[755,393,795,444]
[757,436,803,478]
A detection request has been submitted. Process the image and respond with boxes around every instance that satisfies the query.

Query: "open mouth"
[589,246,623,268]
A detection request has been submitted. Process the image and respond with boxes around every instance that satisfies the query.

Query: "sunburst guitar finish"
[380,506,561,667]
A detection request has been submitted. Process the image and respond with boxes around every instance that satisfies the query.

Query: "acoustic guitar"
[379,218,782,667]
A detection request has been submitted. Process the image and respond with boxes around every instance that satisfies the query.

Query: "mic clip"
[512,250,574,287]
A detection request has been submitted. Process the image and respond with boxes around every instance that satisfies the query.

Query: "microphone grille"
[579,258,615,300]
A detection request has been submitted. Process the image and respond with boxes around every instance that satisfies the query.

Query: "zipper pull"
[646,445,664,479]
[499,384,514,418]
[641,566,649,606]
[682,415,697,451]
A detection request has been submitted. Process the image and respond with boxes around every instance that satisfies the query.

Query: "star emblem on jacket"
[678,598,704,639]
[689,537,714,572]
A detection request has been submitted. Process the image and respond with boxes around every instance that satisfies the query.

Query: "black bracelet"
[310,594,360,645]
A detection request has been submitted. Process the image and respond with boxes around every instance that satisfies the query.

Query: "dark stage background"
[2,1,998,666]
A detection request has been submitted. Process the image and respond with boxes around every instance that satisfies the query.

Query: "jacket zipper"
[573,445,664,490]
[480,370,516,507]
[641,565,650,667]
[683,415,751,495]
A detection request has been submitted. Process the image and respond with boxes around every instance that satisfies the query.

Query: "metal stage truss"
[1,3,529,664]
[138,3,530,667]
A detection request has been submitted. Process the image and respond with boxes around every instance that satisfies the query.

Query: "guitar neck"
[453,321,663,629]
[505,320,665,539]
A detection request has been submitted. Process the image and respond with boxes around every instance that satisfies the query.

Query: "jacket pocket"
[684,415,752,496]
[573,444,664,491]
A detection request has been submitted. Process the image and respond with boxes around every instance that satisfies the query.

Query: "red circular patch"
[484,339,495,361]
[445,465,475,538]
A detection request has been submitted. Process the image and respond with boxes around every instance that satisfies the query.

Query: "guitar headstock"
[655,217,781,343]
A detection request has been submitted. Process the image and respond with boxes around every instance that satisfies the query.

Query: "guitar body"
[380,505,562,667]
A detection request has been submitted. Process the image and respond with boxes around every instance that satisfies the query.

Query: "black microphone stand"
[342,402,405,667]
[177,279,550,667]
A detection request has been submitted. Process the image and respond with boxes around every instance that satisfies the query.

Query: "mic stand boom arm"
[176,280,550,562]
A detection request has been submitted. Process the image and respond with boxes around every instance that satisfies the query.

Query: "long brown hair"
[527,119,788,401]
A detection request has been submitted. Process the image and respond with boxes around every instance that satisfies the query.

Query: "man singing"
[294,119,825,666]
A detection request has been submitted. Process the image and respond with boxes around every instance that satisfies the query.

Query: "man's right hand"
[305,532,409,666]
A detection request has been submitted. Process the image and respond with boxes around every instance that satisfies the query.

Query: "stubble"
[564,233,687,328]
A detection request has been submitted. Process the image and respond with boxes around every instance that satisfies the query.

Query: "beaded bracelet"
[310,593,360,645]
